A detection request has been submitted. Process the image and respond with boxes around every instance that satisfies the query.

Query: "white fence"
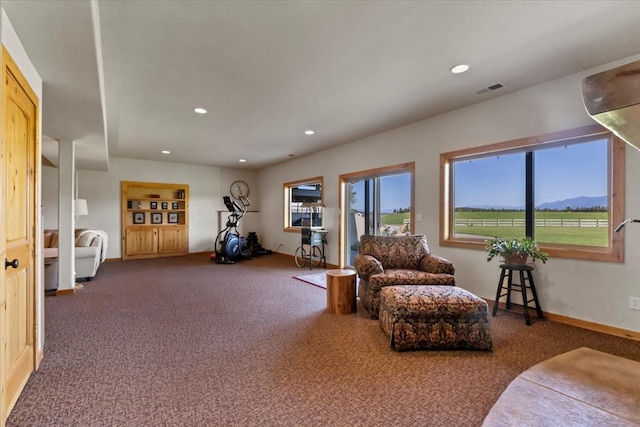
[455,218,609,228]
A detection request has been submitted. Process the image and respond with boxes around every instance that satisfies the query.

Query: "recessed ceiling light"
[451,64,470,74]
[239,159,246,163]
[304,130,315,135]
[161,150,170,154]
[194,107,207,114]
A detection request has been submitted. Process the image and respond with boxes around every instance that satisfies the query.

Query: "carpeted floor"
[7,253,640,426]
[293,272,328,288]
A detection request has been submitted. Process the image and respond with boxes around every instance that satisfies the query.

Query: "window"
[284,177,324,231]
[440,125,625,262]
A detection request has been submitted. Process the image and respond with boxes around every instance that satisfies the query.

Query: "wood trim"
[486,299,640,341]
[545,311,640,341]
[41,155,55,168]
[54,289,76,296]
[338,162,415,182]
[441,124,606,159]
[283,176,325,188]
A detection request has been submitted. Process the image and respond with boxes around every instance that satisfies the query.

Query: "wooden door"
[125,227,158,257]
[1,47,39,424]
[158,227,187,254]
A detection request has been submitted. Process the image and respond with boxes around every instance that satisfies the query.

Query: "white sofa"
[43,228,108,281]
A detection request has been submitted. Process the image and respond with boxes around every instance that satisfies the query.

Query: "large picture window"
[284,177,324,231]
[440,125,625,262]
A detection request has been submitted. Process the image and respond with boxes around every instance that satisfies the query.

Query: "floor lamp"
[74,171,89,219]
[74,198,89,217]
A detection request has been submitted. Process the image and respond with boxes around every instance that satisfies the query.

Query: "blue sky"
[350,174,411,212]
[454,139,607,208]
[348,139,607,212]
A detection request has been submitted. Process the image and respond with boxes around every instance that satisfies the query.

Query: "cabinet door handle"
[5,258,19,270]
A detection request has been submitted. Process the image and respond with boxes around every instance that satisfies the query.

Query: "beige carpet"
[8,254,640,426]
[483,347,640,426]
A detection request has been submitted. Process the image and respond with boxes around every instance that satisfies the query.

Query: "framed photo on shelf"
[133,212,145,224]
[162,202,168,210]
[150,201,157,209]
[168,213,179,224]
[151,212,163,224]
[172,202,179,209]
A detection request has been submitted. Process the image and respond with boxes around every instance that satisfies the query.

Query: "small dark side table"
[492,264,543,325]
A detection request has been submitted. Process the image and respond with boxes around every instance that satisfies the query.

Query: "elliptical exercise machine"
[213,194,251,264]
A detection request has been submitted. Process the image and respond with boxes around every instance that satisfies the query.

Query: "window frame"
[283,176,324,232]
[440,124,625,263]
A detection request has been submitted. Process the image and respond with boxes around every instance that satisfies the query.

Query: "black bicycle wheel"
[311,245,323,267]
[294,247,308,268]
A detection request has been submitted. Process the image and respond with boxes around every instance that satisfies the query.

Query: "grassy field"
[454,211,608,246]
[455,211,607,220]
[381,213,410,224]
[378,211,608,246]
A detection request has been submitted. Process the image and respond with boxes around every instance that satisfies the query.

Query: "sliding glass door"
[340,163,414,267]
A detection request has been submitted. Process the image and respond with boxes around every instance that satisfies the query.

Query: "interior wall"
[256,54,640,333]
[41,157,258,259]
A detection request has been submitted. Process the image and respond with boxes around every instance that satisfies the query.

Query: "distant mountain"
[463,204,524,210]
[536,196,607,210]
[461,195,607,211]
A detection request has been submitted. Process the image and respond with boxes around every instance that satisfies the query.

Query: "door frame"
[338,162,415,268]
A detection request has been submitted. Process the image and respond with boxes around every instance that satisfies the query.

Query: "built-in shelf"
[121,181,189,260]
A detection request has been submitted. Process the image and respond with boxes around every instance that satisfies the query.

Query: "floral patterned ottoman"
[379,285,492,351]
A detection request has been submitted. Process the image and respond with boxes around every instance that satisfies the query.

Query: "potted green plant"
[484,237,549,265]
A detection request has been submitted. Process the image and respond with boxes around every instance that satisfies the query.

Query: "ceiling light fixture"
[451,64,470,74]
[162,150,170,154]
[194,107,207,114]
[239,159,246,163]
[304,130,315,135]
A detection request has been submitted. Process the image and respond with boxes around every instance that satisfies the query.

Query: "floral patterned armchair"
[354,234,455,319]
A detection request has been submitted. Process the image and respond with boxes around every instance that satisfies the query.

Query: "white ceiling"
[4,0,640,171]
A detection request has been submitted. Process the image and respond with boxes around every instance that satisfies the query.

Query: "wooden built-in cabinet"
[121,181,189,260]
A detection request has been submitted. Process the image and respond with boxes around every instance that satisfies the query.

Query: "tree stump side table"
[326,269,357,314]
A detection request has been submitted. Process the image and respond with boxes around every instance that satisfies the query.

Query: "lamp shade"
[74,199,89,216]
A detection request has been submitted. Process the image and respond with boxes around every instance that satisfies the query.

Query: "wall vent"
[474,83,505,95]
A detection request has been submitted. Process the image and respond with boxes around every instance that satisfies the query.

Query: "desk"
[492,264,543,325]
